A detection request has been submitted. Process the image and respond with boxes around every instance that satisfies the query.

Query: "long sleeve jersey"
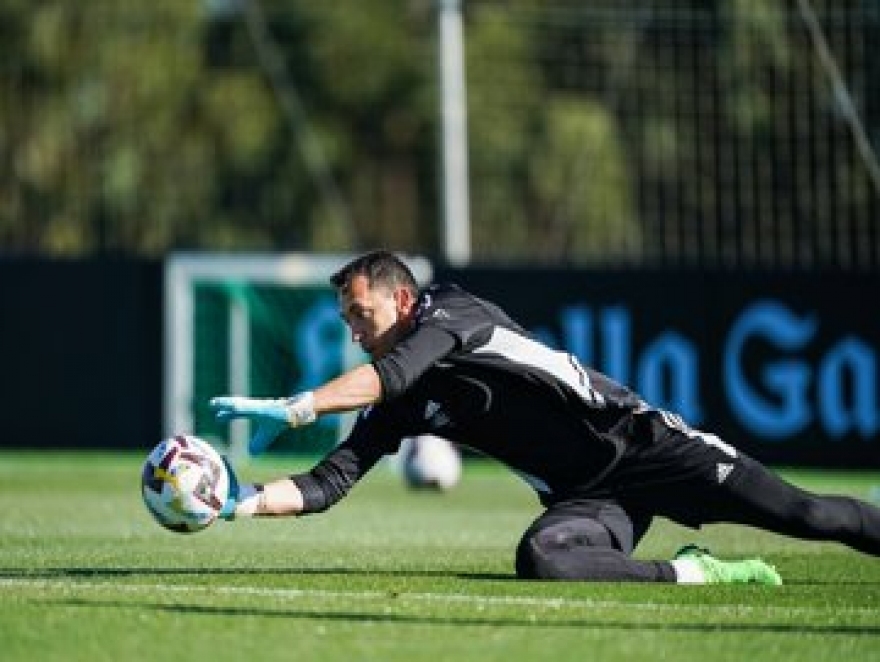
[292,283,647,511]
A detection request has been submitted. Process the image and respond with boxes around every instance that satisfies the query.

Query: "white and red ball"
[141,434,230,533]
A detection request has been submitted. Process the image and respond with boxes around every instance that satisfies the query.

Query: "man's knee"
[515,519,615,579]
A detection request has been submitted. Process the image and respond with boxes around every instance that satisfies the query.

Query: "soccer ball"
[401,435,462,491]
[141,434,230,533]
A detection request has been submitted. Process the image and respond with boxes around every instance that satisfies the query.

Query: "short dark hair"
[330,250,419,295]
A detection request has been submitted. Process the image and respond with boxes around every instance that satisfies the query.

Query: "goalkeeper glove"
[218,457,265,520]
[209,392,317,455]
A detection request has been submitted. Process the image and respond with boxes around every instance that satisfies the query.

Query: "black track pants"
[515,413,880,580]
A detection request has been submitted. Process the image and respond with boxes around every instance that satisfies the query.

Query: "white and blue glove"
[210,392,317,455]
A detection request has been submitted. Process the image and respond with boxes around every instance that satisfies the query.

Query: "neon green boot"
[675,544,783,586]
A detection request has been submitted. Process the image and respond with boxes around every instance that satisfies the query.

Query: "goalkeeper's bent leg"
[515,503,676,582]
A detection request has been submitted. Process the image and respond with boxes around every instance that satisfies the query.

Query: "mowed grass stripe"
[2,577,878,621]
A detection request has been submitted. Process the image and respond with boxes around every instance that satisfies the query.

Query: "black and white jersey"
[292,283,648,513]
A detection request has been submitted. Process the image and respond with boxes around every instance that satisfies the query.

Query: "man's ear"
[394,286,417,316]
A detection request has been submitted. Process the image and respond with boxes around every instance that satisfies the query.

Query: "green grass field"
[2,451,879,661]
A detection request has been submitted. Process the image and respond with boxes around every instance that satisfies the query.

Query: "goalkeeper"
[211,250,880,585]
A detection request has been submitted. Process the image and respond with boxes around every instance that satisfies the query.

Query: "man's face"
[338,274,416,359]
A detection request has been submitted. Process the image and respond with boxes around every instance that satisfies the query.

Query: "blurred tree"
[0,0,874,266]
[1,1,215,254]
[0,0,438,256]
[467,0,643,262]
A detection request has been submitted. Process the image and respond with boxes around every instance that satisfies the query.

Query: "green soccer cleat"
[675,544,783,586]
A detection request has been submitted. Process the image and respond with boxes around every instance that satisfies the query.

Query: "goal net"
[164,253,432,457]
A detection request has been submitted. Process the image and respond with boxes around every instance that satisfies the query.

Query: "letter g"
[724,301,815,439]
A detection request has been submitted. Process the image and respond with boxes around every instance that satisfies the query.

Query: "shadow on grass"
[44,597,880,636]
[0,566,512,581]
[5,567,880,586]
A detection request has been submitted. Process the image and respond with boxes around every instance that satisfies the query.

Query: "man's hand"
[209,392,316,455]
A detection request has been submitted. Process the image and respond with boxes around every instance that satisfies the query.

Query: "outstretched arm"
[226,423,387,520]
[210,363,384,455]
[211,365,380,516]
[232,478,305,517]
[312,363,383,414]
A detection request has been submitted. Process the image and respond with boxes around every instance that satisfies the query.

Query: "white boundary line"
[2,577,878,619]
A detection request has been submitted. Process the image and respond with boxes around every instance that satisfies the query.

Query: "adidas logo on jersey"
[425,400,441,420]
[423,400,450,427]
[716,462,735,484]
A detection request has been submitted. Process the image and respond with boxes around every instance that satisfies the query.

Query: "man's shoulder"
[411,282,525,351]
[415,283,473,322]
[423,281,508,313]
[414,283,483,324]
[420,282,471,304]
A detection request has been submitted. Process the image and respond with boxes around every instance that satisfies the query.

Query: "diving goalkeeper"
[210,250,880,584]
